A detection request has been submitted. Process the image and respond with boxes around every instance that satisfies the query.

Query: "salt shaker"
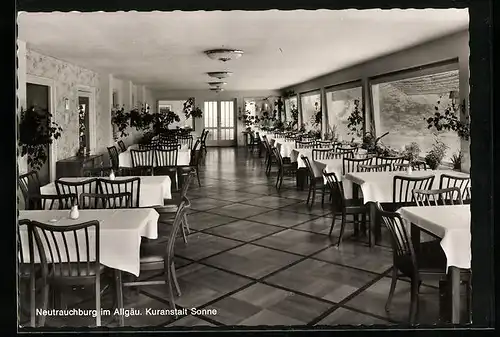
[109,169,116,180]
[69,201,79,220]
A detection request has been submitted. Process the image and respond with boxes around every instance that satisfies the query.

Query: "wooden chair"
[375,156,405,170]
[439,174,471,202]
[312,148,336,160]
[332,148,355,159]
[413,187,463,206]
[130,149,154,176]
[342,157,374,175]
[274,147,297,191]
[302,156,327,208]
[315,140,333,148]
[200,129,209,154]
[358,163,392,172]
[324,171,368,246]
[98,177,141,208]
[296,140,315,149]
[262,136,277,176]
[79,192,132,209]
[394,162,428,171]
[178,135,193,149]
[117,140,127,152]
[178,139,203,188]
[391,175,435,209]
[30,219,104,327]
[154,148,179,191]
[55,178,99,201]
[28,194,78,210]
[116,199,188,326]
[375,203,470,325]
[19,171,42,210]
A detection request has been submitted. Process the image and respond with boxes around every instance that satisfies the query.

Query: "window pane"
[326,87,362,142]
[300,93,321,131]
[371,69,460,161]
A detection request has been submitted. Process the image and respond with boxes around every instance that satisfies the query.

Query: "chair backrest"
[178,135,193,149]
[439,174,470,201]
[180,171,195,198]
[139,143,157,150]
[117,140,127,152]
[393,174,435,204]
[296,141,315,149]
[312,148,336,160]
[315,140,333,149]
[413,187,463,206]
[17,219,33,266]
[154,148,178,167]
[130,149,154,168]
[19,171,42,205]
[55,178,98,200]
[375,202,417,267]
[323,171,347,208]
[164,198,188,267]
[190,141,202,167]
[107,146,119,170]
[30,194,78,210]
[201,129,209,142]
[342,157,374,175]
[301,156,321,179]
[376,156,405,169]
[393,162,428,171]
[358,163,392,172]
[30,220,100,278]
[272,147,284,167]
[80,192,132,209]
[98,177,141,208]
[333,148,355,159]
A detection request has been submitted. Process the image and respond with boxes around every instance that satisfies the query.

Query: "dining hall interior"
[16,8,480,329]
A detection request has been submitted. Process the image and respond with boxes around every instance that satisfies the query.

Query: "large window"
[284,96,298,124]
[300,91,321,131]
[371,68,460,161]
[326,85,363,142]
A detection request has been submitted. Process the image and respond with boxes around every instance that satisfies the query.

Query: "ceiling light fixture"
[208,81,227,87]
[205,49,244,62]
[207,71,233,79]
[210,87,224,93]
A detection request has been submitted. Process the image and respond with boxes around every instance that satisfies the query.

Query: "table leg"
[368,202,376,248]
[450,266,461,324]
[114,269,124,327]
[352,184,360,236]
[411,223,421,257]
[296,168,307,191]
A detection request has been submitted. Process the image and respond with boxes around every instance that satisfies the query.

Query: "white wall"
[152,89,281,145]
[284,29,470,172]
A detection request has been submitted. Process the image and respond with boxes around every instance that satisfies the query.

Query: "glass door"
[204,100,236,146]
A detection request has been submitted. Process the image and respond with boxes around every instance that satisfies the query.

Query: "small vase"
[69,205,79,220]
[109,170,116,180]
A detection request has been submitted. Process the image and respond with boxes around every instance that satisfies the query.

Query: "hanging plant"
[347,99,364,140]
[425,99,470,141]
[18,106,63,171]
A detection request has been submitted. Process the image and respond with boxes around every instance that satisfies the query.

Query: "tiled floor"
[19,147,468,329]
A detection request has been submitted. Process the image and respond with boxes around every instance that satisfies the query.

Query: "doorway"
[78,96,90,153]
[203,99,236,147]
[26,83,50,185]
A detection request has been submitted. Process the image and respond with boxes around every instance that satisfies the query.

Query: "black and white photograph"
[14,3,494,332]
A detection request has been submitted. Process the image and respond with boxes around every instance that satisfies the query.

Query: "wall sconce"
[64,98,69,110]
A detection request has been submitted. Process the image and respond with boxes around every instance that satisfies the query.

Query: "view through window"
[326,86,362,142]
[371,69,460,161]
[284,96,297,124]
[158,100,190,129]
[300,92,321,131]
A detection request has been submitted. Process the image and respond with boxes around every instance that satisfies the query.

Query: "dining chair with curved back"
[201,129,209,155]
[332,148,355,159]
[79,192,132,209]
[55,178,99,203]
[394,162,428,171]
[273,147,297,191]
[117,198,188,326]
[98,177,141,208]
[262,136,276,176]
[177,135,193,150]
[154,148,179,190]
[28,193,78,210]
[392,175,435,209]
[312,148,336,161]
[30,219,104,327]
[323,171,368,246]
[177,139,202,188]
[413,187,463,206]
[302,156,328,208]
[439,174,470,203]
[315,140,333,149]
[376,156,405,170]
[296,140,315,149]
[130,149,154,176]
[358,163,392,172]
[342,157,374,175]
[19,171,42,210]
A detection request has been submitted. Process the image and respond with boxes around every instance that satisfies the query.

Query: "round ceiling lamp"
[207,71,233,79]
[210,87,224,93]
[205,49,244,62]
[208,81,227,87]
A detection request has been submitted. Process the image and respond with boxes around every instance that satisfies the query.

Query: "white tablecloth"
[119,146,191,168]
[19,209,159,276]
[344,170,470,203]
[398,205,471,270]
[41,176,172,206]
[314,158,354,198]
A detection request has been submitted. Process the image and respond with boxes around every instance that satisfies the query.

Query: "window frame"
[368,59,460,164]
[299,89,322,131]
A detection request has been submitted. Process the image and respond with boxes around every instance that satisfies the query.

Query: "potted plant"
[450,151,463,170]
[361,131,390,154]
[425,136,449,170]
[183,97,203,120]
[347,99,364,142]
[18,106,63,171]
[111,105,129,139]
[403,142,421,164]
[425,98,470,141]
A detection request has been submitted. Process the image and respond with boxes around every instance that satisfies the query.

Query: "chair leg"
[181,223,188,244]
[336,212,347,246]
[29,274,36,327]
[114,270,124,327]
[306,183,313,207]
[170,262,181,297]
[95,274,101,327]
[321,185,326,206]
[165,267,176,314]
[276,168,282,190]
[183,214,190,234]
[409,277,419,325]
[328,212,337,236]
[385,267,398,312]
[38,281,49,327]
[310,185,317,209]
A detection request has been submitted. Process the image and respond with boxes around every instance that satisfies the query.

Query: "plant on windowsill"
[402,142,421,166]
[324,124,338,141]
[346,99,364,142]
[450,151,463,170]
[425,98,470,141]
[361,131,390,154]
[18,106,63,171]
[425,135,449,170]
[299,123,306,134]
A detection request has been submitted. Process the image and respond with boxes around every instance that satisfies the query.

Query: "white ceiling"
[17,9,468,91]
